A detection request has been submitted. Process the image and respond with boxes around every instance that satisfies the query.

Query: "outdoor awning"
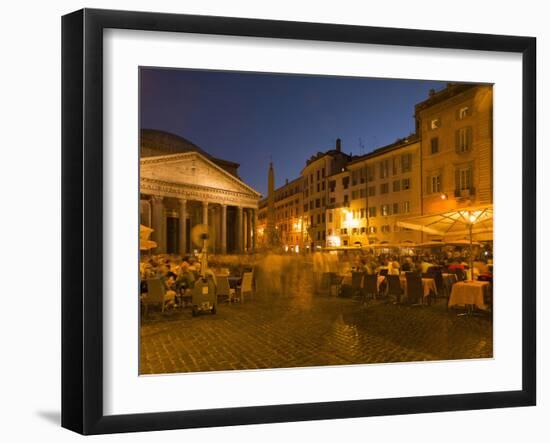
[397,205,493,240]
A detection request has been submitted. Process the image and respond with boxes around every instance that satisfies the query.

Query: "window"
[322,168,325,177]
[330,197,335,204]
[322,213,325,223]
[458,106,471,120]
[310,174,313,184]
[351,170,358,186]
[303,204,308,213]
[360,168,366,184]
[392,157,399,175]
[430,174,441,193]
[366,165,375,182]
[368,207,377,217]
[317,231,321,240]
[379,160,389,178]
[344,194,349,204]
[322,231,326,240]
[402,201,410,213]
[402,178,411,190]
[361,227,366,234]
[321,181,325,191]
[352,228,358,235]
[401,153,412,172]
[329,180,336,192]
[368,226,377,234]
[381,204,390,216]
[328,212,333,223]
[360,189,366,198]
[341,228,348,235]
[315,199,320,208]
[322,197,325,207]
[317,214,321,224]
[317,170,320,181]
[380,183,389,194]
[456,126,473,153]
[431,137,439,154]
[352,190,359,200]
[317,183,320,192]
[368,186,376,197]
[360,208,366,218]
[381,225,391,233]
[430,118,441,130]
[393,180,401,192]
[393,203,400,214]
[457,167,472,191]
[342,176,350,189]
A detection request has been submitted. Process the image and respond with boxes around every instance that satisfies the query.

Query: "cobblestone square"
[140,291,493,375]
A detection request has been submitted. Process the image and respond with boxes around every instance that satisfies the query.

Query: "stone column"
[221,204,227,254]
[150,195,165,253]
[245,209,252,252]
[202,201,208,227]
[236,206,243,253]
[178,198,187,256]
[251,209,256,251]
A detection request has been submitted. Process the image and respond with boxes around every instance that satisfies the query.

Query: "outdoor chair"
[142,278,169,316]
[405,274,424,306]
[363,274,379,304]
[429,271,444,299]
[216,275,236,303]
[452,268,467,281]
[237,271,254,302]
[386,275,403,303]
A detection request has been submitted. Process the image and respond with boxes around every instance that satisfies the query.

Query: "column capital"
[151,195,164,203]
[178,198,187,206]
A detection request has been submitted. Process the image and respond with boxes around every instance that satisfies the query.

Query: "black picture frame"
[62,8,536,435]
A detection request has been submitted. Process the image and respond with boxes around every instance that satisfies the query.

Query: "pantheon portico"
[140,130,261,255]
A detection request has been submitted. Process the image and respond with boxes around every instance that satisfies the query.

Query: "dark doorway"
[166,217,179,254]
[226,206,236,253]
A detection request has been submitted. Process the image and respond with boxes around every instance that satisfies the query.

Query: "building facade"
[415,84,493,216]
[140,129,262,255]
[257,83,493,250]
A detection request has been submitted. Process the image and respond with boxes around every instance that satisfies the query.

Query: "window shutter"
[467,126,473,151]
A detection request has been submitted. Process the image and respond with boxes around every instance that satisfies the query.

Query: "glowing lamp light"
[440,193,448,200]
[327,235,341,247]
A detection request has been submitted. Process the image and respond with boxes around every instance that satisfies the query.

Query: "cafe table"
[448,280,489,310]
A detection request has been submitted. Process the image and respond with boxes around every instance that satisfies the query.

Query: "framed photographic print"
[61,8,536,435]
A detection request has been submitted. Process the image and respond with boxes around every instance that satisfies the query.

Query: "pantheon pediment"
[140,152,261,205]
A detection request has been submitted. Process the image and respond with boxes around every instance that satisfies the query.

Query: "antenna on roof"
[358,137,365,155]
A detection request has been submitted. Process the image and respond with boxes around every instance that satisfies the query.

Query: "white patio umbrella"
[139,224,157,251]
[397,205,493,279]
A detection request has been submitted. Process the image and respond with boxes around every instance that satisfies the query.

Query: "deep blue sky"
[140,68,446,196]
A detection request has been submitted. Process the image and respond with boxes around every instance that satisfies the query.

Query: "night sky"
[140,68,446,196]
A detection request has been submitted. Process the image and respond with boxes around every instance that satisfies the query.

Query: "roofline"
[141,128,240,168]
[348,136,420,166]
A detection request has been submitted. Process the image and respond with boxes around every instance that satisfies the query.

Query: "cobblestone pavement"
[140,288,493,375]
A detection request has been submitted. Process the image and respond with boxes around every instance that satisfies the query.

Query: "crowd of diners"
[343,251,493,279]
[140,253,255,308]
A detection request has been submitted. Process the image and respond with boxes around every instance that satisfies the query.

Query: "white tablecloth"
[448,281,489,310]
